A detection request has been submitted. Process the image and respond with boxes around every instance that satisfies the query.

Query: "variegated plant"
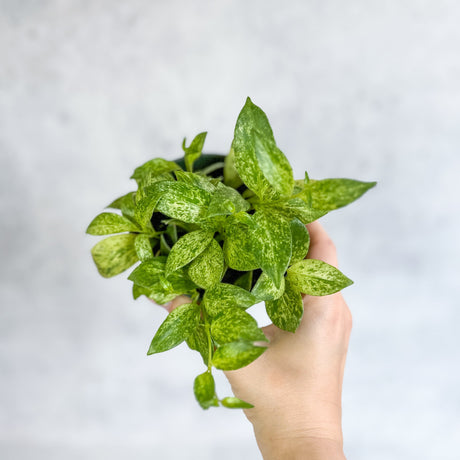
[86,98,376,410]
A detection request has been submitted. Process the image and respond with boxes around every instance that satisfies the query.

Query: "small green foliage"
[183,132,207,172]
[221,397,254,409]
[194,371,219,409]
[87,97,376,410]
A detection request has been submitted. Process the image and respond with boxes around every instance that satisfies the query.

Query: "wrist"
[256,435,345,460]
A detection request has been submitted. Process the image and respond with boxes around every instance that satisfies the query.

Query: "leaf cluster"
[86,97,376,410]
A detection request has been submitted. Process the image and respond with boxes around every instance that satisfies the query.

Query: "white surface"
[1,1,459,458]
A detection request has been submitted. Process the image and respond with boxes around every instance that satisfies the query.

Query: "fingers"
[306,221,338,268]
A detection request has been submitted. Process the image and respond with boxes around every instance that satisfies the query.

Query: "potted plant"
[86,97,376,410]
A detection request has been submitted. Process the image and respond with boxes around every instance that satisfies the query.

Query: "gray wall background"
[1,1,459,459]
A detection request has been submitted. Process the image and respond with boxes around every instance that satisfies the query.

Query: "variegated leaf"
[290,218,310,264]
[193,371,218,409]
[147,302,200,354]
[253,210,291,289]
[251,272,285,301]
[206,182,250,218]
[212,340,266,370]
[287,258,353,295]
[165,229,214,276]
[91,233,138,278]
[131,158,181,188]
[188,238,224,289]
[306,178,377,211]
[86,212,140,235]
[232,97,294,201]
[203,283,258,317]
[211,308,267,344]
[265,278,304,333]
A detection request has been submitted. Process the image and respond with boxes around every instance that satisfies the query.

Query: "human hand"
[162,221,351,460]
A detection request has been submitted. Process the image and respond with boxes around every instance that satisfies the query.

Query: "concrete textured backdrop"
[1,1,459,459]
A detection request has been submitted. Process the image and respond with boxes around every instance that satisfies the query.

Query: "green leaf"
[273,198,328,225]
[223,213,261,271]
[183,132,207,172]
[193,371,219,409]
[134,181,173,229]
[212,340,266,370]
[147,302,200,354]
[287,259,353,296]
[175,170,216,193]
[128,257,166,288]
[91,234,138,278]
[223,148,243,189]
[203,283,258,317]
[232,97,294,201]
[156,181,213,223]
[107,192,137,221]
[251,272,285,301]
[265,278,304,333]
[132,283,152,300]
[221,397,254,409]
[290,218,310,264]
[206,182,250,218]
[186,324,209,365]
[211,308,267,344]
[134,234,154,261]
[131,158,181,188]
[165,229,214,276]
[253,210,291,289]
[86,212,140,235]
[234,271,253,291]
[306,179,377,211]
[188,238,224,289]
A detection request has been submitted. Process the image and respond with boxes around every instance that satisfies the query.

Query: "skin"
[162,221,351,459]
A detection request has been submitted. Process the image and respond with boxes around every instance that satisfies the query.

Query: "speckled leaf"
[232,98,294,201]
[183,132,207,172]
[253,210,291,289]
[91,234,138,278]
[175,170,216,193]
[211,308,267,344]
[306,179,377,211]
[134,234,154,261]
[221,397,254,409]
[223,148,243,189]
[273,198,328,225]
[265,278,304,332]
[193,371,218,409]
[223,213,261,271]
[287,259,353,296]
[188,238,224,289]
[131,158,181,188]
[212,340,266,370]
[186,324,209,365]
[203,283,258,317]
[147,302,200,354]
[86,212,140,235]
[107,192,136,222]
[251,272,285,301]
[134,181,173,229]
[165,229,214,276]
[206,182,250,218]
[290,218,310,264]
[128,257,166,288]
[156,181,212,223]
